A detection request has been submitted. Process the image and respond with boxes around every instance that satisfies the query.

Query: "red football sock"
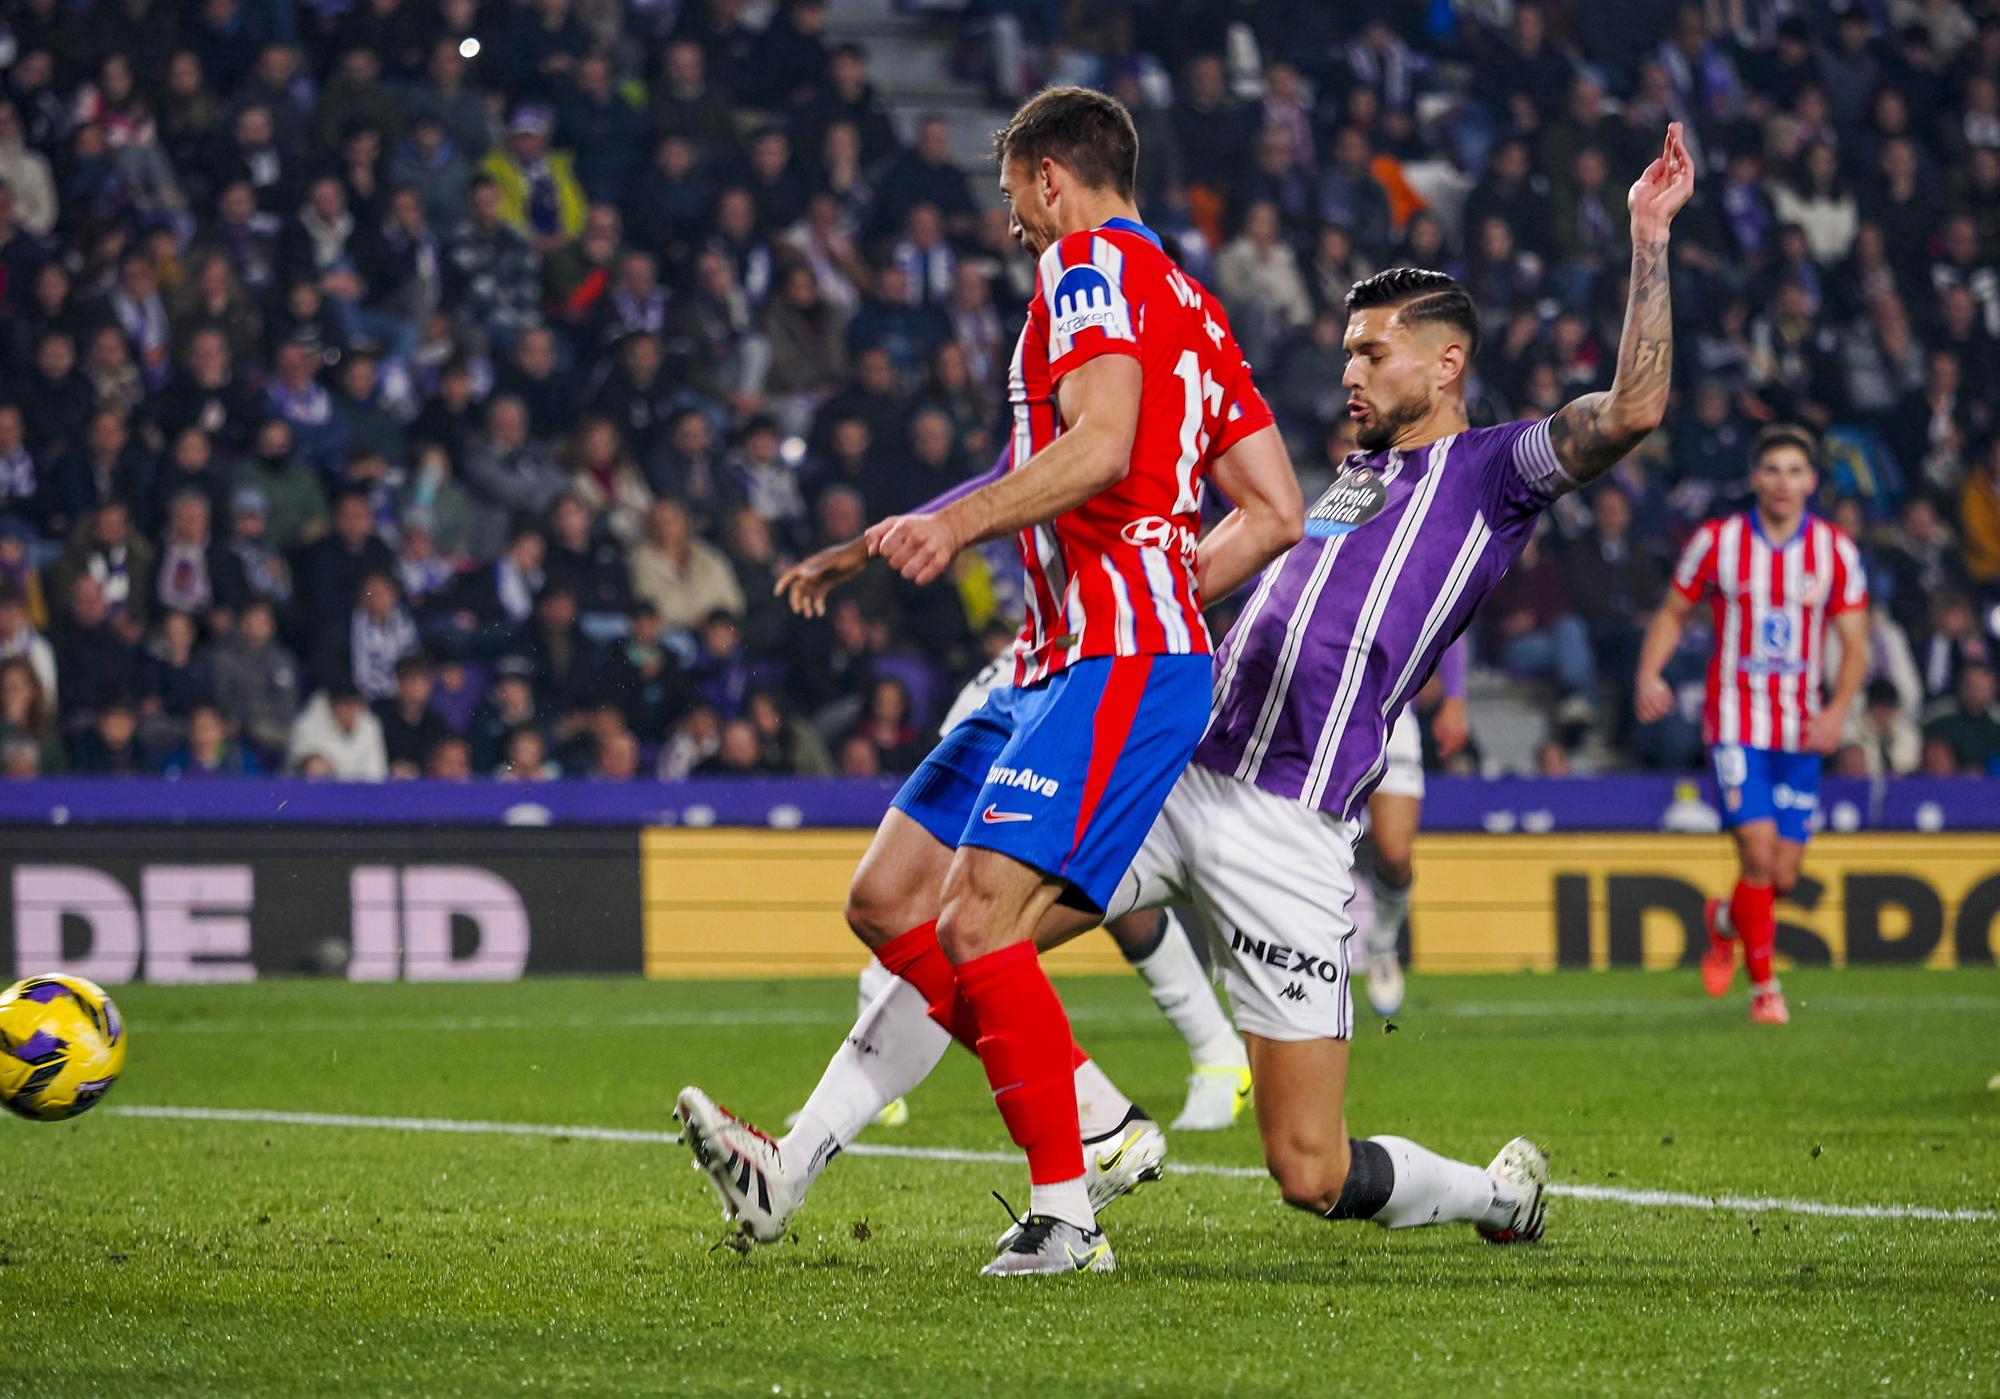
[955,941,1086,1187]
[874,921,980,1049]
[1731,880,1777,988]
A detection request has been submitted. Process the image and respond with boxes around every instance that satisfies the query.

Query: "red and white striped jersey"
[1672,512,1868,751]
[1007,219,1272,687]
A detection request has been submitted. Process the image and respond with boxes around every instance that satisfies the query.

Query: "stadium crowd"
[0,0,1996,783]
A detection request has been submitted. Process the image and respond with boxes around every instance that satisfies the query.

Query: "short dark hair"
[1752,422,1818,467]
[994,86,1139,197]
[1344,267,1481,358]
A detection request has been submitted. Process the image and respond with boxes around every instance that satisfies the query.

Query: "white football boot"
[997,1107,1167,1249]
[1084,1107,1168,1212]
[1475,1136,1549,1244]
[982,1209,1115,1276]
[674,1086,802,1245]
[1169,1064,1253,1131]
[1365,950,1405,1017]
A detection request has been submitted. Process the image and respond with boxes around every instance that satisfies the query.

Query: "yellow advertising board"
[1411,834,2000,971]
[642,829,2000,979]
[641,828,1133,978]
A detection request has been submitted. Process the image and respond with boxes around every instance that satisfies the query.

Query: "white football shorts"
[1374,707,1425,800]
[940,658,1011,736]
[1105,761,1360,1041]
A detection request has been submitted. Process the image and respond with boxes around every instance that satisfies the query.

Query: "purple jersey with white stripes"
[1194,418,1573,818]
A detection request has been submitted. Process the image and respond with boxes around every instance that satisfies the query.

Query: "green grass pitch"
[2,967,1996,1396]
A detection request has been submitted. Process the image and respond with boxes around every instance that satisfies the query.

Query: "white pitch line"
[128,993,2000,1037]
[103,1105,1997,1225]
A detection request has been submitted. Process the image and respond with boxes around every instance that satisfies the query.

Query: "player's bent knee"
[935,895,999,963]
[1267,1145,1348,1214]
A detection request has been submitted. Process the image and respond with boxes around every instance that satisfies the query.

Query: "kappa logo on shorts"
[1229,930,1341,983]
[1278,983,1310,1003]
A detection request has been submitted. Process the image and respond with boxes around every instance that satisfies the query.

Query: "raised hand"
[773,536,869,617]
[865,512,962,586]
[1628,121,1695,233]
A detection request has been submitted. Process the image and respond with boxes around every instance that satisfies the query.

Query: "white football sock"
[1072,1057,1134,1141]
[1029,1175,1095,1230]
[1370,1134,1515,1229]
[779,977,950,1187]
[857,955,894,1019]
[1365,869,1411,958]
[1128,909,1247,1070]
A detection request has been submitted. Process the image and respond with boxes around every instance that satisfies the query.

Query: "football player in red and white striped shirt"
[1635,425,1869,1023]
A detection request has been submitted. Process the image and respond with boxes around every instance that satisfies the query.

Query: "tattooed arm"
[1547,123,1697,486]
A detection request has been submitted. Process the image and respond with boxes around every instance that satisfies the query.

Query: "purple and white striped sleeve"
[1510,416,1578,499]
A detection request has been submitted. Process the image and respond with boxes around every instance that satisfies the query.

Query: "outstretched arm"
[1546,123,1696,486]
[773,449,1014,616]
[1196,423,1305,604]
[867,356,1142,585]
[1634,589,1696,724]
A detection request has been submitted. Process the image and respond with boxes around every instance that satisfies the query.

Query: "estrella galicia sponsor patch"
[1304,464,1389,539]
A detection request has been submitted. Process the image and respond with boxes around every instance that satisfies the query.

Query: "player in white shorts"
[853,655,1254,1132]
[1354,640,1470,1018]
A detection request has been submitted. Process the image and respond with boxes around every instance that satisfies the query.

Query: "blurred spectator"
[567,416,655,547]
[545,495,633,617]
[0,656,64,774]
[1958,436,2000,592]
[427,736,475,780]
[288,682,388,780]
[691,610,753,718]
[658,703,721,779]
[326,572,421,700]
[1921,590,1995,699]
[69,697,147,775]
[375,656,449,779]
[850,675,922,773]
[1482,532,1598,732]
[1854,677,1923,777]
[160,701,260,779]
[630,499,744,629]
[53,575,142,727]
[600,601,693,744]
[466,657,545,771]
[480,106,585,252]
[497,724,559,781]
[1564,489,1665,731]
[519,585,602,720]
[209,600,301,760]
[465,396,566,559]
[0,586,58,703]
[1922,662,2000,774]
[1216,201,1314,363]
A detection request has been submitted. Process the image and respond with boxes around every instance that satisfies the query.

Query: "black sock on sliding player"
[1324,1137,1395,1219]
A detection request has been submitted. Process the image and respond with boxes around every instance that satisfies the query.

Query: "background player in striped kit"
[1635,426,1869,1024]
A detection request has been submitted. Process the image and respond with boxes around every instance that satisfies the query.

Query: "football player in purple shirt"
[1085,123,1692,1244]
